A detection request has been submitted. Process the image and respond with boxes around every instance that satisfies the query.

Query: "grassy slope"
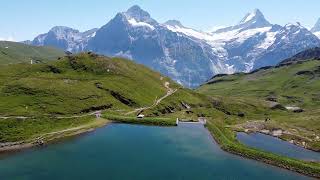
[0,53,169,116]
[197,60,320,150]
[199,60,320,108]
[0,41,64,65]
[193,61,320,177]
[0,52,203,142]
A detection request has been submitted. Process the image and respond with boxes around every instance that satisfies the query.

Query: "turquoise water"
[0,123,311,180]
[237,132,320,162]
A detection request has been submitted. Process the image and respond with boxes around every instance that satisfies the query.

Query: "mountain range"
[25,5,320,87]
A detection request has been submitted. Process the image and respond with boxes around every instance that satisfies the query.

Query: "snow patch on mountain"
[314,31,320,38]
[89,32,96,38]
[164,24,213,41]
[127,18,155,30]
[256,31,277,49]
[241,11,257,23]
[211,27,271,43]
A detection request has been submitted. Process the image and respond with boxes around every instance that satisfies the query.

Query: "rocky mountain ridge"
[25,5,320,87]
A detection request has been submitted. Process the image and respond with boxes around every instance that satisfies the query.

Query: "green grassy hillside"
[0,41,65,64]
[198,59,320,151]
[0,52,205,142]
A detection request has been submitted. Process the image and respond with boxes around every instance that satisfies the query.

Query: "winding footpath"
[125,81,177,115]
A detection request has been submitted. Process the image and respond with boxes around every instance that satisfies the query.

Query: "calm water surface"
[0,123,312,180]
[237,132,320,162]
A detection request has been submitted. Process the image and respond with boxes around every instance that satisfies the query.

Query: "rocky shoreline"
[236,121,320,152]
[243,129,320,153]
[0,141,34,153]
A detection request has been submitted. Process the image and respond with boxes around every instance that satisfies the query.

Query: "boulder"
[285,106,304,113]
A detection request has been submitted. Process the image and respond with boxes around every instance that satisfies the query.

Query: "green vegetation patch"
[103,114,176,126]
[0,53,171,116]
[0,116,93,142]
[0,41,64,65]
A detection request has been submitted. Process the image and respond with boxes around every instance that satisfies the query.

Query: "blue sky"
[1,0,320,41]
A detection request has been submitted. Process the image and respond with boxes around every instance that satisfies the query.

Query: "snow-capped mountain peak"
[125,5,149,18]
[121,5,157,30]
[214,9,271,33]
[31,26,97,52]
[49,26,78,33]
[280,22,310,37]
[237,8,271,29]
[124,5,157,25]
[239,9,266,24]
[48,26,80,39]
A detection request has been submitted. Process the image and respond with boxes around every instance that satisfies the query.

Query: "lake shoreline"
[0,118,111,155]
[237,132,320,158]
[1,118,319,178]
[236,128,320,153]
[0,115,177,155]
[205,122,320,178]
